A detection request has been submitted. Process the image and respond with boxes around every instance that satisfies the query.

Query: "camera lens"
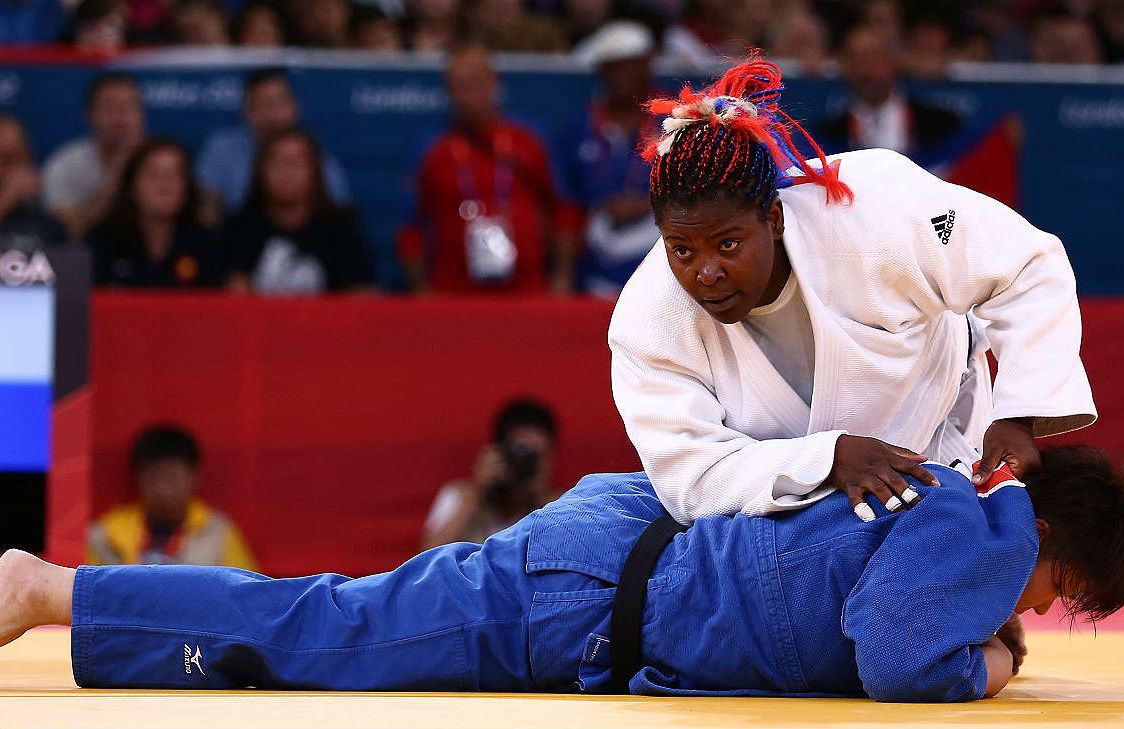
[503,442,541,483]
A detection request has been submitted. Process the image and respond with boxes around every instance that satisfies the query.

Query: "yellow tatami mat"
[2,628,1123,729]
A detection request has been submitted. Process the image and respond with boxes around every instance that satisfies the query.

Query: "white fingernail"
[853,502,876,522]
[901,488,919,505]
[885,496,903,512]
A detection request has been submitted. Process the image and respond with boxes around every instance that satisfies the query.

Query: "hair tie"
[643,50,853,206]
[655,95,760,157]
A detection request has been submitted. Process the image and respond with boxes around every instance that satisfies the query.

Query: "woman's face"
[659,196,785,324]
[1016,557,1062,616]
[1016,519,1082,617]
[134,148,188,220]
[263,137,316,205]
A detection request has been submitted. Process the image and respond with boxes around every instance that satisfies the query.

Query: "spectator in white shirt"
[42,72,146,243]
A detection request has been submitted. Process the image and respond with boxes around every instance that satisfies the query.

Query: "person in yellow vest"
[87,425,257,571]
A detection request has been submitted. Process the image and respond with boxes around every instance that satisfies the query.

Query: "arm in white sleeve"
[869,152,1096,437]
[609,291,844,524]
[42,147,83,213]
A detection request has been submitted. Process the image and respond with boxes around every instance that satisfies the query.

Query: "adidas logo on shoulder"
[931,210,957,245]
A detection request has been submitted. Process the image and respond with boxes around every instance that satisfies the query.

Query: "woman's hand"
[982,636,1016,697]
[996,614,1027,675]
[975,418,1040,485]
[830,435,940,521]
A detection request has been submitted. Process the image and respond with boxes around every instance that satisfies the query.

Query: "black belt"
[608,515,687,694]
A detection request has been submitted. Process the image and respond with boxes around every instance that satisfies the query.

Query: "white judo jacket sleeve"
[870,152,1096,438]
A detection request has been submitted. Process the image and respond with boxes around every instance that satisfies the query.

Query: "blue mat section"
[0,381,51,471]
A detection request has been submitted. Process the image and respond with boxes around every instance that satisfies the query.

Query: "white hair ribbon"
[653,95,759,156]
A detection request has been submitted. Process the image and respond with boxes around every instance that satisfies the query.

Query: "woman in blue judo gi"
[1,445,1122,702]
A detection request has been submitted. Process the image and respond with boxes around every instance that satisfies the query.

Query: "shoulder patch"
[970,460,1024,498]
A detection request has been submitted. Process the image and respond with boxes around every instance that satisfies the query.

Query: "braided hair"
[644,52,852,222]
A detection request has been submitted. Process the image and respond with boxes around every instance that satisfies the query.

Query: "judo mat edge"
[2,628,1123,729]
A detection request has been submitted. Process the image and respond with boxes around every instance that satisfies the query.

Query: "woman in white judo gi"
[609,54,1097,524]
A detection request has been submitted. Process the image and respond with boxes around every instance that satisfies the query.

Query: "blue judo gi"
[70,463,1038,702]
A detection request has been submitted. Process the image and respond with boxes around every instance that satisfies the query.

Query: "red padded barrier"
[45,388,92,567]
[86,293,1124,579]
[89,293,639,576]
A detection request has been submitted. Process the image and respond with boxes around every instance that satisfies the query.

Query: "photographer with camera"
[420,399,558,550]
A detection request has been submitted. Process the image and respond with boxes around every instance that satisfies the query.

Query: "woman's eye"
[673,247,691,259]
[719,239,740,251]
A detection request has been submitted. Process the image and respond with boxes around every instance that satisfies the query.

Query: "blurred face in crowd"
[908,19,952,79]
[356,16,404,51]
[239,5,286,47]
[911,19,951,56]
[1103,0,1124,46]
[244,77,299,138]
[304,0,352,46]
[446,46,499,128]
[599,56,652,110]
[89,80,145,152]
[174,2,231,45]
[841,27,898,107]
[75,2,127,52]
[137,458,197,528]
[133,146,189,221]
[473,0,522,34]
[862,0,902,47]
[413,0,458,22]
[1032,16,1104,64]
[262,135,317,206]
[973,0,1015,34]
[770,11,829,73]
[731,0,771,46]
[564,0,610,33]
[0,119,33,187]
[688,0,735,25]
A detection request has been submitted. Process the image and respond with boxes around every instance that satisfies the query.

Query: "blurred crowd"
[1,0,1122,66]
[0,18,1040,299]
[1,67,379,293]
[2,1,1120,298]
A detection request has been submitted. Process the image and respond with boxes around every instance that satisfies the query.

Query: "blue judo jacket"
[71,464,1037,701]
[527,463,1038,701]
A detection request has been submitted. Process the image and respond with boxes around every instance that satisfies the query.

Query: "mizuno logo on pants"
[184,644,206,676]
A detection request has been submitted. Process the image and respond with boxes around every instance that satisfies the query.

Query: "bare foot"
[0,550,75,648]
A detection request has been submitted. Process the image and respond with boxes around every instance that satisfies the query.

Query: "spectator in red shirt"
[398,43,578,295]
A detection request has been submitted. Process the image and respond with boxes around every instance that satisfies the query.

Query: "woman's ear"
[768,197,784,240]
[1036,518,1051,540]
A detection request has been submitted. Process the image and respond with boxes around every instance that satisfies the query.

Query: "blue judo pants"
[71,521,615,691]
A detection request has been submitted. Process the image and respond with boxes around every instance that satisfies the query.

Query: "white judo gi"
[609,148,1096,523]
